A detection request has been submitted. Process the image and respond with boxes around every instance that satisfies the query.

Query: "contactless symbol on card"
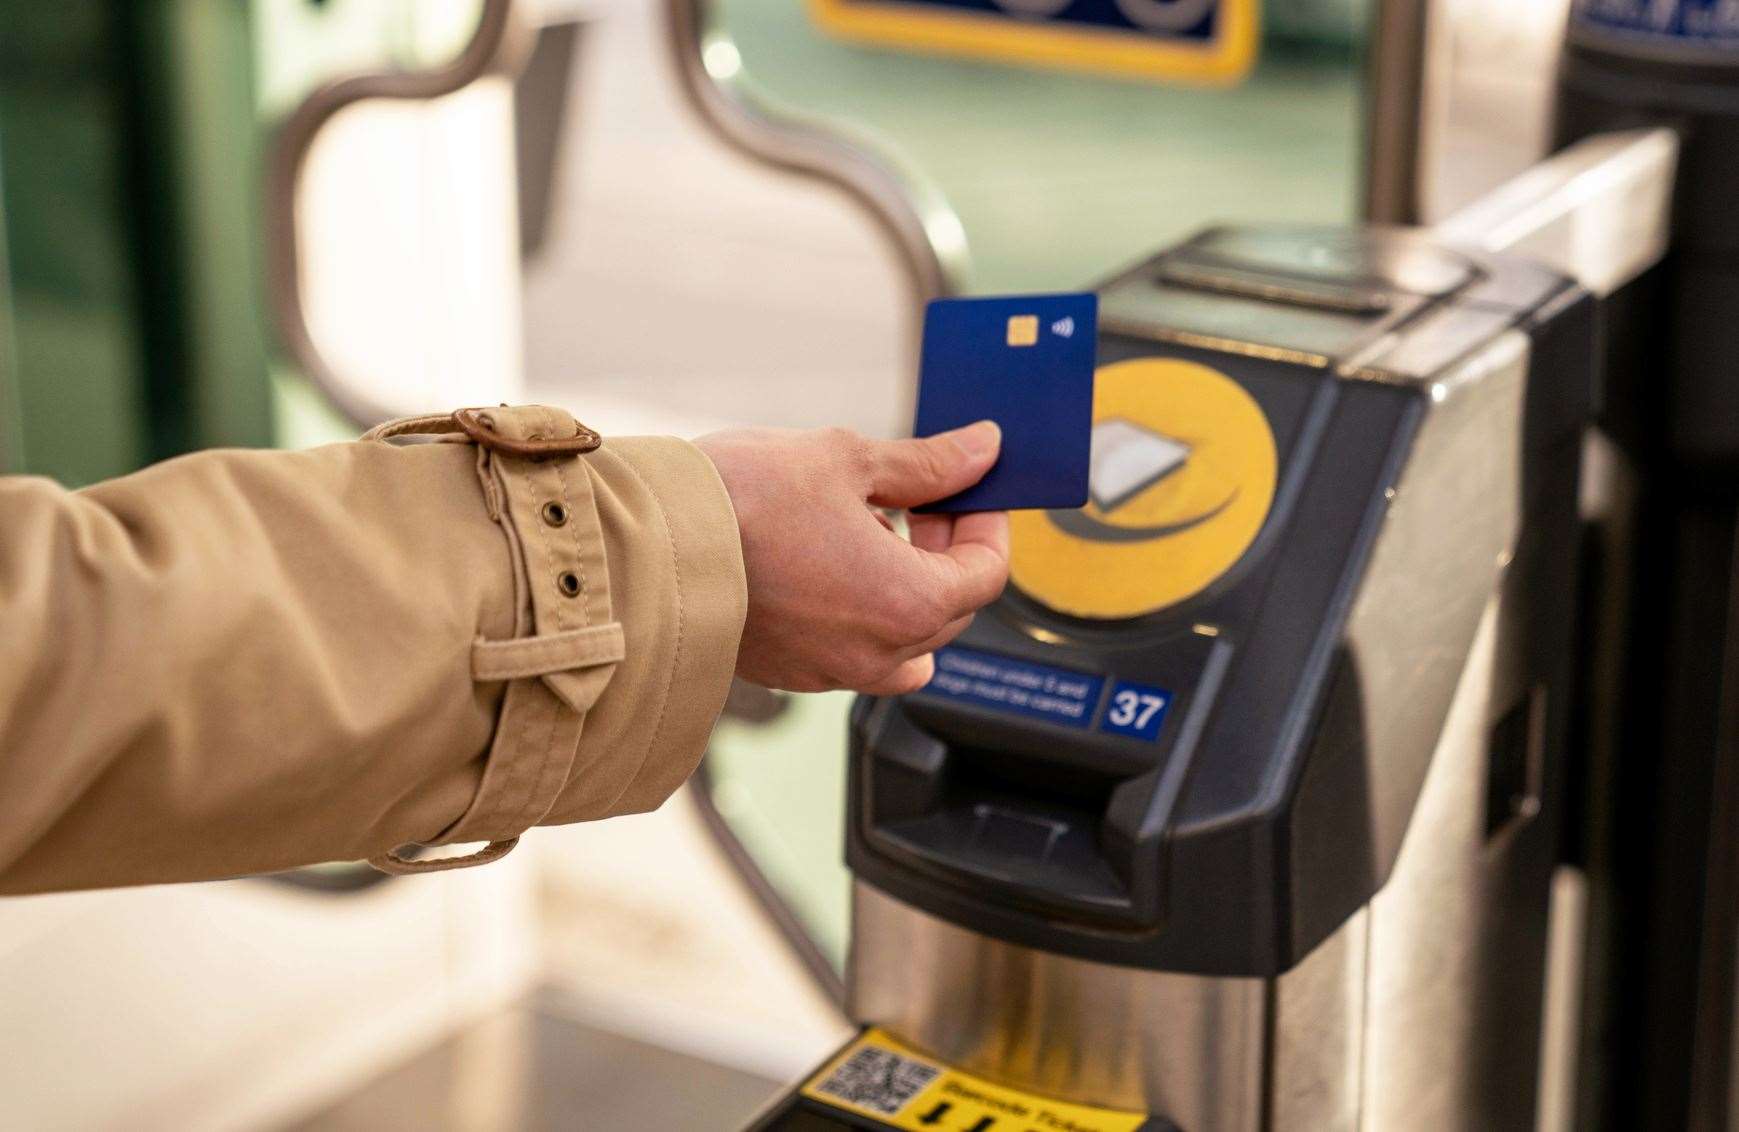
[1004,313,1081,346]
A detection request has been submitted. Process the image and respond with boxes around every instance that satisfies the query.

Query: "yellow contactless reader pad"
[1010,356,1278,620]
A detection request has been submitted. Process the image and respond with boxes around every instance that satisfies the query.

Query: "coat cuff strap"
[367,837,520,876]
[363,404,616,876]
[472,623,625,681]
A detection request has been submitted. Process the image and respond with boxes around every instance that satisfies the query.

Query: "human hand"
[694,422,1009,695]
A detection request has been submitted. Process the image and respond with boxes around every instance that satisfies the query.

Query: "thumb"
[865,421,1001,509]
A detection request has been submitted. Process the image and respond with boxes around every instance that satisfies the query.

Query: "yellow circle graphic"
[1010,357,1278,620]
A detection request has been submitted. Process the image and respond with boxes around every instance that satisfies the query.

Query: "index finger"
[906,511,954,554]
[919,509,1010,618]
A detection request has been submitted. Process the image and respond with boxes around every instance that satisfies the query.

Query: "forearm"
[0,408,745,893]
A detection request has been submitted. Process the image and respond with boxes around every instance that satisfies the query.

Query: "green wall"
[0,1,272,486]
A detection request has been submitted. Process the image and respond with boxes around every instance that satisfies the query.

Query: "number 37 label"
[1098,680,1173,742]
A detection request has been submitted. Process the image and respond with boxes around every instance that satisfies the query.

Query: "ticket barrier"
[745,126,1681,1129]
[1553,22,1739,1129]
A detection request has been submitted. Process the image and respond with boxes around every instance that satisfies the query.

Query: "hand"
[694,422,1009,695]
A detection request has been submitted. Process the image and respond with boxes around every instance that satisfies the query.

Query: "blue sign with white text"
[924,646,1105,730]
[1097,680,1174,742]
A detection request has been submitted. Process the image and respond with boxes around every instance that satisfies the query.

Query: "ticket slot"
[857,700,1153,925]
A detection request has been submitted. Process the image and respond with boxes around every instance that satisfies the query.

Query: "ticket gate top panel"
[849,225,1593,976]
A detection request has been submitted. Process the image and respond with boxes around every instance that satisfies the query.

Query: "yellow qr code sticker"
[801,1028,1151,1131]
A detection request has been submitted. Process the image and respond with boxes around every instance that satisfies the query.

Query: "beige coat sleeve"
[0,406,746,893]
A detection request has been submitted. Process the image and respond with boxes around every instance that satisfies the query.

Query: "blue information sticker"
[1572,0,1739,47]
[925,646,1105,730]
[1097,680,1173,742]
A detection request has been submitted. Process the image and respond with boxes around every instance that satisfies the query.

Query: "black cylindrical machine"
[753,217,1620,1130]
[846,228,1591,1130]
[1555,5,1739,1128]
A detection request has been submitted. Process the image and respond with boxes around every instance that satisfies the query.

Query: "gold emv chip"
[1006,314,1039,347]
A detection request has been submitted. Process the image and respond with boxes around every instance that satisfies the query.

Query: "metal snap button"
[557,571,582,597]
[542,501,569,527]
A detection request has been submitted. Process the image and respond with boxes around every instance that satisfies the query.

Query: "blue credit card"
[913,292,1098,513]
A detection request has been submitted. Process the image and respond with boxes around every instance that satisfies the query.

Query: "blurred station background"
[0,0,1626,1128]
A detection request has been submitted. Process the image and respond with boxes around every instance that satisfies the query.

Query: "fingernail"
[952,420,1001,460]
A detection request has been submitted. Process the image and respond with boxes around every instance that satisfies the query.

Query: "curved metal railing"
[264,0,532,430]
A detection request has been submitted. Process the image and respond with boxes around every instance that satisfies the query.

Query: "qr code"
[814,1046,941,1116]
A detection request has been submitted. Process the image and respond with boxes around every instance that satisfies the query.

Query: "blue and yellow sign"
[809,0,1259,86]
